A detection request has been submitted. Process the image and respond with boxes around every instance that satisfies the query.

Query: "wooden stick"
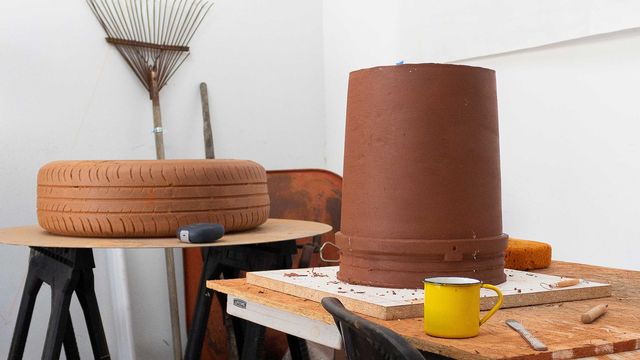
[552,278,580,288]
[151,69,183,360]
[150,71,166,160]
[581,304,608,324]
[164,247,182,360]
[200,83,215,159]
[199,83,238,360]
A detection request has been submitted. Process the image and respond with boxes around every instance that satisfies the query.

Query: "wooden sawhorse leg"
[8,247,110,360]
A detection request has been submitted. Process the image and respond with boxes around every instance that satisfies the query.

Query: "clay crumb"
[258,290,265,294]
[284,273,307,277]
[310,268,328,277]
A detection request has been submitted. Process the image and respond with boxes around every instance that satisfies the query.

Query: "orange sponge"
[504,237,552,270]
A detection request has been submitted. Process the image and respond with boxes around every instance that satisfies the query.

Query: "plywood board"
[225,295,343,349]
[208,261,640,359]
[0,219,331,249]
[245,266,610,320]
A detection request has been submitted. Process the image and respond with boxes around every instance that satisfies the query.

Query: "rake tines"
[87,0,212,93]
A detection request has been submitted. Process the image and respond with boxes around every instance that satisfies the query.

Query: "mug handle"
[479,284,504,326]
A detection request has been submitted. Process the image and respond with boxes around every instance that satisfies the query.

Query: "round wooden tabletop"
[0,219,332,249]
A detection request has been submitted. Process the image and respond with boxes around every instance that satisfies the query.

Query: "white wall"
[0,0,324,358]
[322,1,401,176]
[458,30,640,271]
[396,0,640,63]
[323,2,640,271]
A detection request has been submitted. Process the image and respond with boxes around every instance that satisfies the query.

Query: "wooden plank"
[225,295,343,349]
[246,267,421,320]
[582,351,640,359]
[207,262,640,359]
[245,266,611,320]
[0,219,331,249]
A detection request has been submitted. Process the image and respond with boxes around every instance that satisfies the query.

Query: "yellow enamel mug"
[423,277,503,338]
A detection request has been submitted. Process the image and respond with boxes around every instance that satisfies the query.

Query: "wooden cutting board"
[245,266,611,320]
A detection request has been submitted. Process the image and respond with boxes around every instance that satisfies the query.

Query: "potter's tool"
[87,2,213,359]
[552,278,580,288]
[581,304,608,324]
[506,319,548,351]
[177,224,224,244]
[542,278,581,290]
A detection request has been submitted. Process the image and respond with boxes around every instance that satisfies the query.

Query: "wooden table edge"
[0,218,332,248]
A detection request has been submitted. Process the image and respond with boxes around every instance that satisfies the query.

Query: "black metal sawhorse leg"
[185,241,309,360]
[9,247,110,360]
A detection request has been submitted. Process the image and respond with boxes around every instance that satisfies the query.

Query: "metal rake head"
[87,0,213,93]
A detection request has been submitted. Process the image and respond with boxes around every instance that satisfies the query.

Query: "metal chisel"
[506,319,548,351]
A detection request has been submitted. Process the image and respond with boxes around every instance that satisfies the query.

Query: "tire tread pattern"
[37,160,269,238]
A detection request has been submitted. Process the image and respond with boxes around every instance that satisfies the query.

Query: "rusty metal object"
[267,169,342,266]
[182,169,342,359]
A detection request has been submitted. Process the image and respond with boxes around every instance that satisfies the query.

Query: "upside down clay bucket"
[335,63,508,288]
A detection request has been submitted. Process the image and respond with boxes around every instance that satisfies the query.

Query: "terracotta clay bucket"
[335,63,508,289]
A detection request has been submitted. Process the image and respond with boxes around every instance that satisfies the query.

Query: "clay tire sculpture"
[37,160,270,238]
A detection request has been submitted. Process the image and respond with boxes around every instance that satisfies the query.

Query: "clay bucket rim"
[350,62,495,75]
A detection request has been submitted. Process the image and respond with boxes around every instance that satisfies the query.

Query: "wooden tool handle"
[581,304,608,324]
[200,82,215,159]
[553,278,580,288]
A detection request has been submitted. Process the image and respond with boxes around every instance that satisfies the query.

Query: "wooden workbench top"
[208,261,640,359]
